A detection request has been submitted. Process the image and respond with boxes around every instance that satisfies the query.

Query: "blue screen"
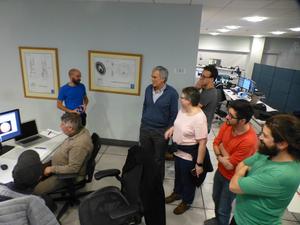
[238,77,245,87]
[242,79,251,91]
[0,109,22,142]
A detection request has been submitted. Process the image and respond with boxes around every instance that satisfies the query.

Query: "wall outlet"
[174,67,186,75]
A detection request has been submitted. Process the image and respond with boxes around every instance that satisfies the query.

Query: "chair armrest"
[56,173,78,180]
[94,169,121,180]
[109,205,139,220]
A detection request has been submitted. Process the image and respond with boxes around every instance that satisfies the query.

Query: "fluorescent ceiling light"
[253,35,263,38]
[225,25,241,30]
[270,31,286,35]
[242,16,268,22]
[209,32,220,36]
[289,27,300,32]
[217,29,230,33]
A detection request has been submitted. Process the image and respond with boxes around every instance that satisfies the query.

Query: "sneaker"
[173,201,190,215]
[203,217,218,225]
[165,192,181,204]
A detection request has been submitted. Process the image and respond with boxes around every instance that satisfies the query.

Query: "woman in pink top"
[164,87,208,215]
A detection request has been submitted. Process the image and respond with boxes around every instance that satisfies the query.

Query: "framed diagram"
[19,47,60,100]
[89,50,143,96]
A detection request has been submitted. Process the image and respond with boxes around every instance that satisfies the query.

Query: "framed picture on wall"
[19,47,60,100]
[89,50,143,96]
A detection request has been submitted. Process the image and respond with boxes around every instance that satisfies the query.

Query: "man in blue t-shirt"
[57,68,89,126]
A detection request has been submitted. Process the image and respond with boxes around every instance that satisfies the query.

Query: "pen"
[35,147,46,149]
[48,131,52,135]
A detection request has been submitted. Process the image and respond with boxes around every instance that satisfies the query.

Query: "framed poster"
[89,50,143,96]
[19,47,60,99]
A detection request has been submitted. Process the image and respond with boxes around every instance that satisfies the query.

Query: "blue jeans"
[174,156,195,204]
[212,170,235,225]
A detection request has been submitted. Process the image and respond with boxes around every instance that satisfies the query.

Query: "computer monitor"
[242,78,255,94]
[238,77,245,88]
[0,109,22,154]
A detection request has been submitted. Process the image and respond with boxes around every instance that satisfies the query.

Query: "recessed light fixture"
[217,29,230,33]
[253,35,263,38]
[289,27,300,32]
[225,25,241,30]
[209,32,220,36]
[270,31,286,35]
[242,16,268,22]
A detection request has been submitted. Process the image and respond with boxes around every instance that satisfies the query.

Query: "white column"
[246,37,266,78]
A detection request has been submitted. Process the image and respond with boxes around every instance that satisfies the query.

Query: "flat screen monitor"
[0,109,21,154]
[195,67,203,77]
[238,77,245,88]
[242,78,255,93]
[242,78,251,91]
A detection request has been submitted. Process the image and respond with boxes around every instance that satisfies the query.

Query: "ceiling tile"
[155,0,190,4]
[225,0,273,9]
[265,0,300,9]
[121,0,153,2]
[192,0,232,7]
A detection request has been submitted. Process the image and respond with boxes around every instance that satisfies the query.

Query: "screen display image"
[0,121,12,134]
[0,109,21,143]
[238,77,245,87]
[242,78,251,91]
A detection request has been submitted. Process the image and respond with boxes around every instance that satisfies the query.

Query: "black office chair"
[49,132,101,220]
[78,145,146,225]
[78,145,167,225]
[214,85,228,123]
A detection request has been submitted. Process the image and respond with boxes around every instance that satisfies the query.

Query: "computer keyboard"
[20,136,41,144]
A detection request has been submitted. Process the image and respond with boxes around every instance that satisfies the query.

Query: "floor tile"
[201,183,214,210]
[282,220,300,225]
[60,206,80,225]
[105,146,128,156]
[283,210,298,221]
[95,154,126,172]
[164,178,204,209]
[165,160,175,180]
[166,204,206,225]
[292,212,300,222]
[205,209,215,220]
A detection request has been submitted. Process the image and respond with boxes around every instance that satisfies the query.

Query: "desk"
[223,89,277,131]
[0,132,66,184]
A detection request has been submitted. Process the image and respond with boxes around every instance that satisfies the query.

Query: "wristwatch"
[196,162,203,167]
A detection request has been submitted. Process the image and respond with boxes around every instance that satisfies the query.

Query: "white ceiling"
[58,0,300,37]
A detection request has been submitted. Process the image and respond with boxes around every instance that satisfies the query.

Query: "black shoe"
[203,217,218,225]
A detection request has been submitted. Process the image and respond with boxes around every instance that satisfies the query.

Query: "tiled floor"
[60,123,300,225]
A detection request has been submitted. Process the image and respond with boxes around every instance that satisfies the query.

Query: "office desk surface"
[0,133,66,184]
[223,89,276,112]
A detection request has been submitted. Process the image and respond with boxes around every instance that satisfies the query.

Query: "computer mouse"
[1,164,8,170]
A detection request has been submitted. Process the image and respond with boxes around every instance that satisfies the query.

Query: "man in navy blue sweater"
[140,66,179,180]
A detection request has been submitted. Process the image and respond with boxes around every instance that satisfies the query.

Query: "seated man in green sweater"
[229,114,300,225]
[34,113,93,195]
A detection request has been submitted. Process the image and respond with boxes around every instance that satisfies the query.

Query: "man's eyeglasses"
[227,112,240,120]
[199,74,212,79]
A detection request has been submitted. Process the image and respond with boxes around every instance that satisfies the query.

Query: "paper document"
[40,129,61,138]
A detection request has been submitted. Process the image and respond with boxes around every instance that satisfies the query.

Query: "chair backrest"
[121,145,143,206]
[85,133,101,182]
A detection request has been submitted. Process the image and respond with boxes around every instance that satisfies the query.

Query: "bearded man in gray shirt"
[195,65,219,133]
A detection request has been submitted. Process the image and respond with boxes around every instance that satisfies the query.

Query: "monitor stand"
[0,143,14,156]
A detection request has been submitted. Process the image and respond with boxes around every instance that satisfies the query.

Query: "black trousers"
[139,126,168,180]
